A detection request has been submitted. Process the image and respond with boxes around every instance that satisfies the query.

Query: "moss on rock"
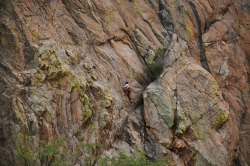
[175,105,191,135]
[1,36,7,46]
[151,93,174,128]
[214,109,229,130]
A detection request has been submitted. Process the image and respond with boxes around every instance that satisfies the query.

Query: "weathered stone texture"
[0,0,250,165]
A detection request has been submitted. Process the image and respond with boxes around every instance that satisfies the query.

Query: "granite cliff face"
[0,0,250,165]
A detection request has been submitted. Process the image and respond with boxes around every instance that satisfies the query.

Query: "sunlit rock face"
[0,0,250,165]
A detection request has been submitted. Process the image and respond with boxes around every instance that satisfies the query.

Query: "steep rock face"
[0,0,250,165]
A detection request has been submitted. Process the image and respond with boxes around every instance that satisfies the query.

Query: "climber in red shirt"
[123,81,132,103]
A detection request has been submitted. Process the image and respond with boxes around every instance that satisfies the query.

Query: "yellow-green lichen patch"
[81,95,92,123]
[207,80,219,93]
[36,46,70,79]
[13,97,28,127]
[33,103,51,118]
[104,11,117,24]
[12,32,20,51]
[36,0,46,6]
[133,1,143,16]
[134,29,150,48]
[113,31,127,41]
[98,108,107,129]
[89,123,95,133]
[149,91,175,128]
[75,80,84,97]
[214,109,229,130]
[128,65,134,79]
[85,107,92,118]
[188,110,202,123]
[192,120,211,141]
[32,70,46,86]
[32,45,77,89]
[1,36,7,46]
[94,81,114,108]
[69,77,76,88]
[186,26,195,37]
[175,105,191,135]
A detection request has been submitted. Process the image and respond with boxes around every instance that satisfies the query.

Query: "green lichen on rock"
[208,80,219,93]
[128,65,134,79]
[175,104,191,135]
[145,49,155,65]
[86,107,92,118]
[1,36,7,46]
[134,29,150,48]
[94,81,114,108]
[81,94,92,123]
[188,110,202,123]
[33,104,46,117]
[133,1,143,16]
[36,45,70,79]
[214,110,229,130]
[192,120,211,141]
[33,104,52,119]
[99,108,107,129]
[32,70,46,86]
[151,93,174,128]
[76,80,84,96]
[89,123,95,132]
[12,32,20,51]
[35,0,47,6]
[31,44,93,127]
[13,97,28,127]
[82,104,92,122]
[186,26,195,37]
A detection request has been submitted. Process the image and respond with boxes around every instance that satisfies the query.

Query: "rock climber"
[123,81,132,103]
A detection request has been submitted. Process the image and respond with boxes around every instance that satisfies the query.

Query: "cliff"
[0,0,250,165]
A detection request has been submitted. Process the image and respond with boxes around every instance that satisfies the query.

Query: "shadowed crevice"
[188,1,211,73]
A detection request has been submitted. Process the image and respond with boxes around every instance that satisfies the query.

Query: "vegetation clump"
[99,150,168,166]
[16,136,168,166]
[143,61,164,81]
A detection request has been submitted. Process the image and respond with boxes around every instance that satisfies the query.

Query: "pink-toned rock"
[1,0,250,165]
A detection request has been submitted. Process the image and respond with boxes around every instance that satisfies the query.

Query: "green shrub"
[16,138,70,166]
[16,136,103,166]
[143,61,164,81]
[99,150,168,166]
[15,131,167,166]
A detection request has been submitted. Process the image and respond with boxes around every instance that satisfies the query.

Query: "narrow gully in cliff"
[188,1,211,73]
[114,0,175,158]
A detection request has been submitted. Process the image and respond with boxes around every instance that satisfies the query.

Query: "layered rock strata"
[0,0,250,165]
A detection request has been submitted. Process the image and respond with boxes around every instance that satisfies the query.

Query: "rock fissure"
[119,29,148,66]
[188,1,211,73]
[1,0,250,165]
[234,72,247,82]
[142,19,163,46]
